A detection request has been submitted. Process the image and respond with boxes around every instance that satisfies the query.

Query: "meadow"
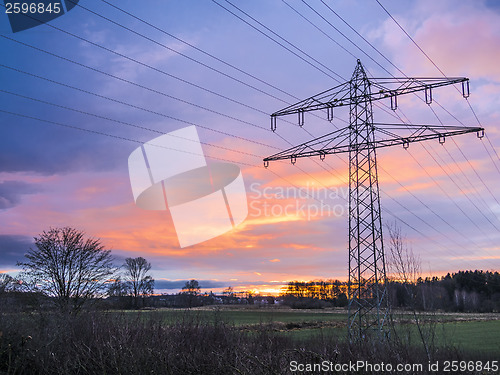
[1,306,498,374]
[137,306,500,355]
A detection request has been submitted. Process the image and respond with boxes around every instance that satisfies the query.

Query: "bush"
[282,296,332,309]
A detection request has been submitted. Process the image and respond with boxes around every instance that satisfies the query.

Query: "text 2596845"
[5,2,61,14]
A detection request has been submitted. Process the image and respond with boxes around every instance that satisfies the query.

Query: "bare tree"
[123,257,154,307]
[223,286,234,297]
[386,223,421,285]
[386,222,433,361]
[182,279,200,295]
[107,276,130,297]
[17,227,116,312]
[181,279,201,308]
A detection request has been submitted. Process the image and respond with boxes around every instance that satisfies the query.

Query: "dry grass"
[0,309,492,375]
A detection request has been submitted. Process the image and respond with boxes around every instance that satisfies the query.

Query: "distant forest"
[283,270,500,312]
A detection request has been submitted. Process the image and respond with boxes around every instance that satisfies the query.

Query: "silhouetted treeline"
[282,279,348,309]
[389,270,500,312]
[282,271,500,312]
[2,270,499,312]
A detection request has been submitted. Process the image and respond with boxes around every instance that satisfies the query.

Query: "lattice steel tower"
[347,61,386,338]
[264,60,483,340]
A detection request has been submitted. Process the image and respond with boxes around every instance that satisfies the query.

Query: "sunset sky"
[1,0,500,294]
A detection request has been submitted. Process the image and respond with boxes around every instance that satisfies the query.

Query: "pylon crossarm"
[369,77,467,102]
[372,124,483,150]
[264,125,351,162]
[374,124,471,142]
[264,124,484,163]
[271,81,351,118]
[270,77,468,121]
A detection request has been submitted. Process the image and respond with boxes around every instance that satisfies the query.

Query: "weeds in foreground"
[0,309,493,375]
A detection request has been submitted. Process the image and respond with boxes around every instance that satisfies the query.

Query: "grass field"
[7,307,498,351]
[2,306,498,374]
[436,320,500,355]
[121,306,500,355]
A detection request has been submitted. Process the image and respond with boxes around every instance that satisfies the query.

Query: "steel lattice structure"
[264,60,484,340]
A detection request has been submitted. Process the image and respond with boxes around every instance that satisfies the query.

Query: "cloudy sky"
[1,0,499,294]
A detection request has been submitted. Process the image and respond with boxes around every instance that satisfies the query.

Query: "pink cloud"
[372,0,500,81]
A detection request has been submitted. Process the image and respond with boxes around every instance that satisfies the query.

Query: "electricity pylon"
[264,60,483,340]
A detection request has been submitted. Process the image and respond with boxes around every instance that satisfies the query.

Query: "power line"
[385,101,500,237]
[374,0,444,76]
[4,81,475,267]
[13,75,464,256]
[2,32,309,155]
[0,64,277,151]
[407,149,489,237]
[306,0,498,205]
[427,140,500,233]
[319,0,405,77]
[95,0,355,146]
[0,89,264,160]
[55,0,289,105]
[96,0,352,131]
[0,35,276,135]
[425,104,500,229]
[281,0,357,64]
[266,4,495,253]
[2,73,476,267]
[0,108,257,166]
[208,2,495,259]
[377,163,485,254]
[86,2,500,243]
[12,0,348,151]
[1,3,288,121]
[11,24,273,117]
[0,9,352,175]
[451,138,500,208]
[380,196,481,266]
[98,0,300,102]
[2,99,474,269]
[300,0,392,77]
[408,144,493,239]
[79,0,500,253]
[267,163,490,270]
[2,1,492,270]
[426,99,500,190]
[211,0,343,83]
[484,134,500,174]
[281,0,497,239]
[84,0,353,134]
[68,0,354,133]
[374,0,500,203]
[1,6,320,145]
[391,105,500,238]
